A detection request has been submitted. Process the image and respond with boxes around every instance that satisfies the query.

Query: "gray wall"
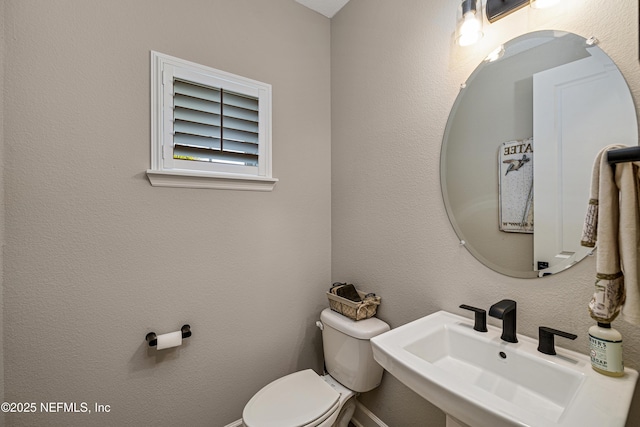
[2,1,330,426]
[331,0,640,426]
[0,0,5,418]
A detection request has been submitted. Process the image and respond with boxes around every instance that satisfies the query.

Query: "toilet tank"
[320,308,390,392]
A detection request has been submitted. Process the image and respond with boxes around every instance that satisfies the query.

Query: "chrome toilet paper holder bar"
[145,324,191,347]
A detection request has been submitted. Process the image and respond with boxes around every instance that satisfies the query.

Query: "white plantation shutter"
[148,52,276,191]
[172,80,260,167]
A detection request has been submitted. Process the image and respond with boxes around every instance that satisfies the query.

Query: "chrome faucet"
[489,299,518,343]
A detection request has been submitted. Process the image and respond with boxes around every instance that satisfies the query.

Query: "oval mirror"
[441,30,638,278]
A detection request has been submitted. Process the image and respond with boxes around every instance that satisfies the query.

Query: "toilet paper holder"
[145,324,191,347]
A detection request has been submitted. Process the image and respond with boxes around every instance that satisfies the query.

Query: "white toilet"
[242,307,390,427]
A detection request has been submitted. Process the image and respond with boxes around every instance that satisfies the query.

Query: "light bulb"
[456,0,483,47]
[457,11,483,46]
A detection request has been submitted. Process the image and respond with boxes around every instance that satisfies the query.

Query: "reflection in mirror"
[441,30,637,278]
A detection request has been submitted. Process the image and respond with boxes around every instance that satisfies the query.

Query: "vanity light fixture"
[486,0,528,22]
[456,0,484,46]
[486,0,560,23]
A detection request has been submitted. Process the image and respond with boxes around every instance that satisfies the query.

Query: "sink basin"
[370,310,638,427]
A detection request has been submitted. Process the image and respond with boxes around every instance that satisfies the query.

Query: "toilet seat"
[242,369,341,427]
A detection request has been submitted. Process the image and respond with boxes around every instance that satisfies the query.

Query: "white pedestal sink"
[370,310,638,427]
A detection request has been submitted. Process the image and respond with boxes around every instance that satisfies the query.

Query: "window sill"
[146,169,278,191]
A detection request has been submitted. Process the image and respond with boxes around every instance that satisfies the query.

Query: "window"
[147,51,277,191]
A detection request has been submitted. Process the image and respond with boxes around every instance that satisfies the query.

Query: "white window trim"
[147,51,278,191]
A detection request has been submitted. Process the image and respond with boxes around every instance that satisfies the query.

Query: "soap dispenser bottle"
[588,322,624,377]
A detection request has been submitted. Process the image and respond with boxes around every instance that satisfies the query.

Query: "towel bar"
[145,324,191,347]
[607,146,640,164]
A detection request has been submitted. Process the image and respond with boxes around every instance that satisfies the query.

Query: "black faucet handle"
[537,326,577,355]
[460,304,488,332]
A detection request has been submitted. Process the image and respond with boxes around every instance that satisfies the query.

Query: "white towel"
[581,144,640,325]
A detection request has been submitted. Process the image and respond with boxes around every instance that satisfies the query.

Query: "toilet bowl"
[242,308,390,427]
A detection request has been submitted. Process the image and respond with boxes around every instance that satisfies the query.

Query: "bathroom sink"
[370,311,638,427]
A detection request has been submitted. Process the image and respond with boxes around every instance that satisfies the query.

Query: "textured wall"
[3,1,330,426]
[331,0,640,426]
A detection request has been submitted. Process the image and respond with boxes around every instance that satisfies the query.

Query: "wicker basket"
[326,289,381,321]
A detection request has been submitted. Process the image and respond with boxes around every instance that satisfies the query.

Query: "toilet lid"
[243,369,340,427]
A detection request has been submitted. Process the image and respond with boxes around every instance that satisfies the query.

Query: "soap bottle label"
[589,334,623,373]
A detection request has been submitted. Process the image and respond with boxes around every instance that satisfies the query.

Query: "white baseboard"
[352,400,389,427]
[224,400,386,427]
